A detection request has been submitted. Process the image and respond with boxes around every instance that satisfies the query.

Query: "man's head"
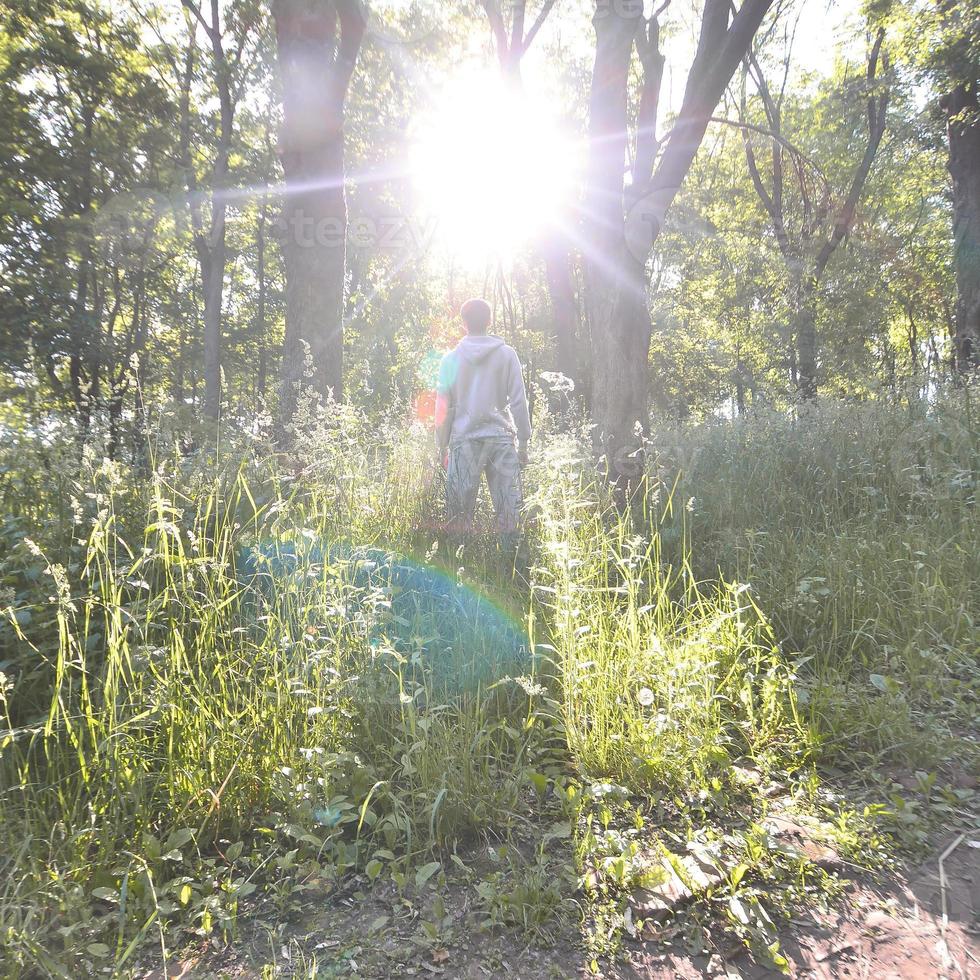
[460,298,492,335]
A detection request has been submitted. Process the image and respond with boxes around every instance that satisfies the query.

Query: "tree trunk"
[944,81,980,373]
[794,287,818,399]
[200,227,225,420]
[742,31,888,400]
[591,260,654,484]
[584,5,644,489]
[256,197,269,397]
[543,233,578,385]
[181,0,233,421]
[274,0,365,424]
[584,0,775,497]
[70,251,91,426]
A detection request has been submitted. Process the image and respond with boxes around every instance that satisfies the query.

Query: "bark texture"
[944,81,980,372]
[274,0,365,422]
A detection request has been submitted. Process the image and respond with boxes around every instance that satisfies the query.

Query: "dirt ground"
[624,834,979,980]
[146,831,978,980]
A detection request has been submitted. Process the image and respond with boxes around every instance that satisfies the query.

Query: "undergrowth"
[0,388,976,976]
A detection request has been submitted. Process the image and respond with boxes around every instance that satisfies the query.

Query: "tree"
[179,0,257,420]
[273,0,367,423]
[935,2,980,373]
[479,0,579,386]
[584,0,775,491]
[0,0,172,432]
[740,29,889,398]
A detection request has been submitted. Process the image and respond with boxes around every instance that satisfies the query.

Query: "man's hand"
[518,441,529,468]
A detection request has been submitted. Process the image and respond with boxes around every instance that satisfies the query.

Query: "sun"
[409,72,579,262]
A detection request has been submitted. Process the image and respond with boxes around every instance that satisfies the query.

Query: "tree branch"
[523,0,559,51]
[647,0,775,235]
[334,0,368,98]
[481,0,510,67]
[813,27,888,279]
[631,11,666,192]
[180,0,215,40]
[510,0,526,56]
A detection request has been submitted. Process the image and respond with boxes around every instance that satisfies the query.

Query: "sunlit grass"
[0,387,976,974]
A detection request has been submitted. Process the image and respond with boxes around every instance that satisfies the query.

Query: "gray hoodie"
[435,335,531,448]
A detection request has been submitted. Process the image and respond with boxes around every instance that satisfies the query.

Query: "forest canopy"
[1,0,975,444]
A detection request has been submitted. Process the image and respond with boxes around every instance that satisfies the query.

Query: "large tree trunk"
[274,0,365,423]
[591,259,653,483]
[585,0,774,495]
[584,5,642,486]
[278,134,346,414]
[944,81,980,373]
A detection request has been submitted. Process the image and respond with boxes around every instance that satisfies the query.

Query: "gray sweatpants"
[446,436,523,540]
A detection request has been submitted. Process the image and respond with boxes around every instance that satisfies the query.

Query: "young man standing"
[435,298,531,553]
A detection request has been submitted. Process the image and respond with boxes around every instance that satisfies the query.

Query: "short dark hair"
[460,298,492,333]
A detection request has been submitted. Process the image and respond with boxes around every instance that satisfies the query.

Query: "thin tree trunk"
[256,197,269,397]
[943,81,980,373]
[70,252,91,425]
[742,30,889,399]
[200,231,225,419]
[794,286,818,400]
[182,0,234,421]
[543,234,578,385]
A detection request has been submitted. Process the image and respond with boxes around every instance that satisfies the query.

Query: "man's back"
[436,334,531,447]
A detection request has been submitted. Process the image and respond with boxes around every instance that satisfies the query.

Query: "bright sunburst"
[410,72,579,262]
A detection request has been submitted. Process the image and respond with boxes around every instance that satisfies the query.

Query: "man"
[435,298,531,551]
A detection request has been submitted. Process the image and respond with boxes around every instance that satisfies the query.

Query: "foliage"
[1,389,977,974]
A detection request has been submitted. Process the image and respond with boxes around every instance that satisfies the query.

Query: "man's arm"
[434,353,456,458]
[507,348,532,464]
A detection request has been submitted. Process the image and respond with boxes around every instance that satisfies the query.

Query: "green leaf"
[870,673,900,693]
[366,859,383,880]
[528,771,549,797]
[163,828,194,852]
[415,861,441,888]
[729,862,749,891]
[368,914,389,933]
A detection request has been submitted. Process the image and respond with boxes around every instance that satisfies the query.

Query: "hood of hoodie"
[455,334,505,364]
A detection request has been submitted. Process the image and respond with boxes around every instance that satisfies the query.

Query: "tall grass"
[0,388,975,974]
[529,434,807,789]
[649,387,979,762]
